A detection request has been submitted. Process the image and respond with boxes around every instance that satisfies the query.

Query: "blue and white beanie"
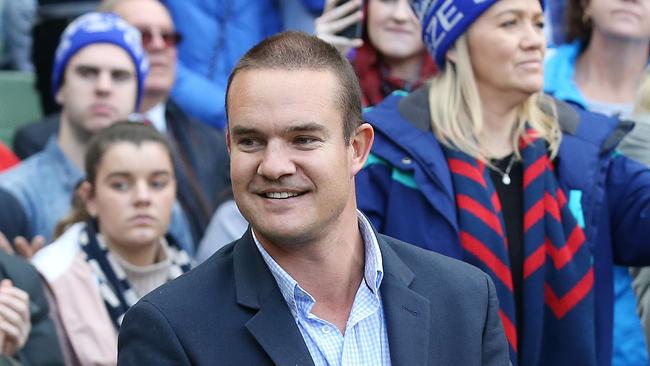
[52,12,149,110]
[411,0,545,68]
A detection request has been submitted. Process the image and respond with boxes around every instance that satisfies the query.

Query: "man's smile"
[262,191,302,199]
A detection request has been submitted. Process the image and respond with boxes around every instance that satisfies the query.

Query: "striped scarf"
[79,220,192,328]
[444,131,596,365]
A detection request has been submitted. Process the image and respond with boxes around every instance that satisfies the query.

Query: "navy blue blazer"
[117,229,509,365]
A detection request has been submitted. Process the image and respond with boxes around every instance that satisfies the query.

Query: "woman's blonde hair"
[428,35,561,162]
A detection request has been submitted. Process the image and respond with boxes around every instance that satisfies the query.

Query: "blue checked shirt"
[253,211,391,366]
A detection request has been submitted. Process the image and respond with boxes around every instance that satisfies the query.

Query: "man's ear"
[78,181,98,218]
[350,122,374,176]
[225,127,232,155]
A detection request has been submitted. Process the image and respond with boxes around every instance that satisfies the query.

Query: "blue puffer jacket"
[545,41,650,366]
[357,88,650,366]
[162,0,282,128]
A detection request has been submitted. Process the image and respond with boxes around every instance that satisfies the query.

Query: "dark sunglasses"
[139,29,182,48]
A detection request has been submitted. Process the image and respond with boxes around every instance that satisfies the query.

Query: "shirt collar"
[358,210,384,293]
[144,102,167,133]
[253,210,384,317]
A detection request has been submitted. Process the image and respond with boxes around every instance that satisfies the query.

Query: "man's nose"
[146,29,168,52]
[256,141,297,180]
[95,71,112,93]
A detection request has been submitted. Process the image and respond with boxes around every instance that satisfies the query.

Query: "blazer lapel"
[379,236,431,366]
[233,230,315,366]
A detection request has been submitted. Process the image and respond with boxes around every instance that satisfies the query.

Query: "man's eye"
[237,138,263,151]
[239,138,257,146]
[77,67,98,78]
[112,70,133,82]
[294,136,321,146]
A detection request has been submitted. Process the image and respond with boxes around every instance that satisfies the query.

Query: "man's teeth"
[265,192,300,199]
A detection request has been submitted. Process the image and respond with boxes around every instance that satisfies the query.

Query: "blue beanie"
[411,0,545,68]
[51,12,149,110]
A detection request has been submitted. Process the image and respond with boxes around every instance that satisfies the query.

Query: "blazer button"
[402,157,412,165]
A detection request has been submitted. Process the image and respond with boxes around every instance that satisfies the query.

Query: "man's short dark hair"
[225,31,363,145]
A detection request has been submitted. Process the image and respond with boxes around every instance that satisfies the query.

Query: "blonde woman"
[357,0,650,365]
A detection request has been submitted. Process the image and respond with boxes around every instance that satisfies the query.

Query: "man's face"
[227,69,370,249]
[57,43,136,141]
[113,0,177,97]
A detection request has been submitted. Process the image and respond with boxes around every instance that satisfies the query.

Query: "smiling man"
[117,31,509,366]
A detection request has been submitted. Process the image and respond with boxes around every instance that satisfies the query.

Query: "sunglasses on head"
[138,28,182,48]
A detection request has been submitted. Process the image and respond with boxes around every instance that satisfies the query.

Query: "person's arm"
[0,189,29,244]
[0,280,30,358]
[0,188,45,260]
[481,273,511,366]
[617,115,650,167]
[607,154,650,265]
[169,64,227,129]
[2,0,36,71]
[0,251,64,365]
[196,200,247,263]
[631,267,650,345]
[117,300,191,365]
[163,0,280,129]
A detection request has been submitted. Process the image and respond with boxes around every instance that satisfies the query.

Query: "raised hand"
[315,0,364,54]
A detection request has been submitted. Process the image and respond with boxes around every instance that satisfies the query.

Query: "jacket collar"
[233,229,315,365]
[377,235,432,365]
[553,98,633,191]
[365,88,458,231]
[232,227,432,365]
